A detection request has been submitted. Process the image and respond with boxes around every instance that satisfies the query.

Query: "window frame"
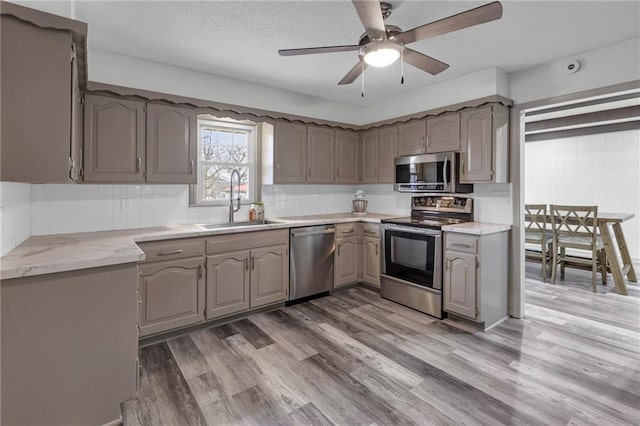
[191,117,258,207]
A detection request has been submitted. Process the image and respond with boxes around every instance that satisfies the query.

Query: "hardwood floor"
[124,266,640,425]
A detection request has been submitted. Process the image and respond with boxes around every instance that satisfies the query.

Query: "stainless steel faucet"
[229,169,241,223]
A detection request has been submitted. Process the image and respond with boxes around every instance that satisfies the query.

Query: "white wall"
[88,49,364,125]
[510,37,640,105]
[525,129,640,262]
[0,183,31,256]
[363,67,509,124]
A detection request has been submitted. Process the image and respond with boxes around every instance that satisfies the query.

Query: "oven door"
[381,224,442,290]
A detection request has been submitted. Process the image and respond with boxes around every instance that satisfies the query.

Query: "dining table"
[597,212,637,295]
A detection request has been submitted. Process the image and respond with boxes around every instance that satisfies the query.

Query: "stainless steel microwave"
[394,152,473,193]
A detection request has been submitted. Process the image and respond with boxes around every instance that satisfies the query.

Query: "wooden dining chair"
[525,204,553,282]
[549,205,608,292]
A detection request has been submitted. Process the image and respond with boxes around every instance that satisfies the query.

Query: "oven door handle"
[381,224,442,236]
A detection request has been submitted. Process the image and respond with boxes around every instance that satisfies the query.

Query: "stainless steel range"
[380,195,472,318]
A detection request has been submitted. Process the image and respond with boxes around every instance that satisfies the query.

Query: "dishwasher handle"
[291,228,336,238]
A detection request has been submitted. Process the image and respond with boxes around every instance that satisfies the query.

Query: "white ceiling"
[74,1,640,106]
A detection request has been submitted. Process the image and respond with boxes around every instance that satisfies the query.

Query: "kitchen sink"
[194,220,281,230]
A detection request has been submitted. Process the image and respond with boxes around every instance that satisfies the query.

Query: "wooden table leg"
[599,222,628,295]
[612,222,637,282]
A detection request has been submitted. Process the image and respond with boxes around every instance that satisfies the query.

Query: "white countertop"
[0,213,399,280]
[442,222,512,235]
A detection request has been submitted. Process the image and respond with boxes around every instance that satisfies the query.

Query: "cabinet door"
[84,94,146,182]
[335,130,358,183]
[250,244,289,307]
[397,120,426,156]
[378,126,397,183]
[307,126,335,183]
[139,257,204,336]
[426,113,460,153]
[206,250,250,319]
[361,130,379,183]
[362,236,380,287]
[274,121,307,183]
[335,236,360,287]
[444,252,477,319]
[1,17,72,183]
[146,104,197,183]
[460,106,493,182]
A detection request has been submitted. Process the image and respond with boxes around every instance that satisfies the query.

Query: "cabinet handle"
[198,264,203,278]
[244,258,249,271]
[277,163,280,175]
[189,160,194,174]
[137,292,142,305]
[337,243,341,256]
[343,229,356,234]
[156,249,184,256]
[308,167,311,179]
[336,168,340,178]
[136,157,142,173]
[251,257,255,270]
[363,230,377,236]
[450,243,473,250]
[375,244,378,255]
[446,258,451,270]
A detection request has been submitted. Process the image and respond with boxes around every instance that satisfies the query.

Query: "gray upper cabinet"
[335,130,358,183]
[274,121,307,183]
[397,120,426,156]
[307,126,335,183]
[378,126,398,183]
[426,113,461,153]
[146,104,197,183]
[84,94,146,182]
[460,105,509,183]
[361,130,379,183]
[1,15,76,183]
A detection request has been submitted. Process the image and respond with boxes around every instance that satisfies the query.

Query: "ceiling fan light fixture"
[362,43,400,67]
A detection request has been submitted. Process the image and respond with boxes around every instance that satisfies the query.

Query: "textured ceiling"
[75,1,640,106]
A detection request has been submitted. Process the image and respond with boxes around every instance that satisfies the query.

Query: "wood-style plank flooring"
[124,265,640,425]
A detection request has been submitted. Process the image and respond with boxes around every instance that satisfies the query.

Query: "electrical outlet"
[121,199,133,213]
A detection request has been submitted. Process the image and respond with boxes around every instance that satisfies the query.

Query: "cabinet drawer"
[361,223,380,238]
[207,229,288,255]
[335,222,359,237]
[445,233,478,254]
[137,238,204,263]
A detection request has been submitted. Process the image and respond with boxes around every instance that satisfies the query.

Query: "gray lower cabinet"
[146,103,197,183]
[1,12,80,183]
[361,235,381,287]
[335,235,360,287]
[206,250,251,319]
[84,94,146,182]
[443,230,509,329]
[2,264,138,425]
[138,256,205,336]
[250,244,289,307]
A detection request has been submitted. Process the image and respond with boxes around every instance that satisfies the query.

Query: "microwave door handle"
[443,156,449,189]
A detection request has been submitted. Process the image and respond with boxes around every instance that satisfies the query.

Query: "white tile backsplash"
[0,182,32,256]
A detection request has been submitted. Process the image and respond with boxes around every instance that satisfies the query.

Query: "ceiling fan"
[278,0,503,86]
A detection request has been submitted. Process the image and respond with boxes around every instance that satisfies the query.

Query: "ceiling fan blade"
[279,45,362,56]
[338,60,367,85]
[403,48,449,75]
[352,0,387,41]
[394,1,503,45]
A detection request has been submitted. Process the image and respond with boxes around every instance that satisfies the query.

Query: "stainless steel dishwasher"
[289,225,335,302]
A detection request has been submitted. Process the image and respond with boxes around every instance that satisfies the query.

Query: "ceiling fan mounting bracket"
[380,2,393,20]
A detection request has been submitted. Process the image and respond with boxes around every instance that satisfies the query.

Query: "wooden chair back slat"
[525,204,548,234]
[550,205,598,239]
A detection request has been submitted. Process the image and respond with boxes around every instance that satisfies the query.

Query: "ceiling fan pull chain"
[361,61,365,97]
[400,44,405,84]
